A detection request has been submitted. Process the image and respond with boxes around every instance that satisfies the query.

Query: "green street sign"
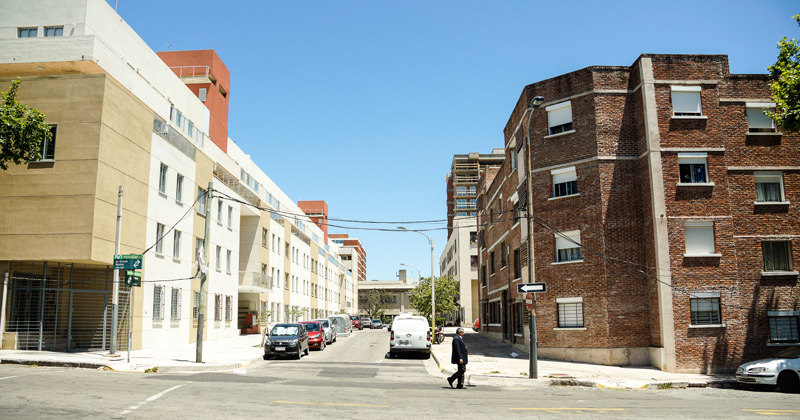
[125,271,142,287]
[114,254,143,270]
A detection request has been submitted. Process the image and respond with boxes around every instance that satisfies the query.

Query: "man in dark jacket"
[447,327,468,389]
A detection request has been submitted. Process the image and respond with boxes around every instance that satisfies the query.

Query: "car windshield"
[271,326,299,336]
[303,323,319,331]
[317,320,329,328]
[373,320,380,323]
[350,316,358,320]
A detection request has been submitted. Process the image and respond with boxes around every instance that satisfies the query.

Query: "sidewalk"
[430,327,737,390]
[0,334,267,373]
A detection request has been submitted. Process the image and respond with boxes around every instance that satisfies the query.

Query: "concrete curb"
[1,358,107,370]
[0,355,266,374]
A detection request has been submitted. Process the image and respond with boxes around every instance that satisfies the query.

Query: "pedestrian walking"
[447,327,468,389]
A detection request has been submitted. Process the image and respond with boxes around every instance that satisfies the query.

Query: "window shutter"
[551,166,577,184]
[671,86,702,115]
[685,222,715,254]
[746,103,776,130]
[555,230,581,251]
[546,101,572,129]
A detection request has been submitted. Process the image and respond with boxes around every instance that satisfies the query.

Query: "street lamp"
[525,95,544,379]
[397,227,437,343]
[400,263,421,282]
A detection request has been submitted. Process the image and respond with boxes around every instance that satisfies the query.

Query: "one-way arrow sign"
[517,282,546,294]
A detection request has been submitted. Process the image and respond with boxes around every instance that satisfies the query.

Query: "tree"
[0,78,52,170]
[768,15,800,133]
[408,275,459,325]
[358,289,393,320]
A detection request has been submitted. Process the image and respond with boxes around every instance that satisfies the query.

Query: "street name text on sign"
[517,282,546,294]
[114,254,143,270]
[125,271,142,287]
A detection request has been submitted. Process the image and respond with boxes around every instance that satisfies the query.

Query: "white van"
[389,315,431,358]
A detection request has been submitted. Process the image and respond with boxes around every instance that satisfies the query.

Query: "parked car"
[350,315,363,330]
[263,323,309,360]
[736,346,800,392]
[361,316,373,329]
[329,314,352,337]
[372,319,382,329]
[388,315,431,358]
[300,321,327,350]
[313,318,337,344]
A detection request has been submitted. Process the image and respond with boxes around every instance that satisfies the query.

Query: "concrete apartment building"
[0,0,356,352]
[477,54,799,373]
[357,269,418,322]
[441,151,504,327]
[330,233,367,284]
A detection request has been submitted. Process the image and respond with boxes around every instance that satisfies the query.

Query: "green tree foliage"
[358,288,393,319]
[768,15,800,133]
[0,78,51,170]
[408,275,458,324]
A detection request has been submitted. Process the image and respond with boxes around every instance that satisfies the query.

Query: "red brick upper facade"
[478,54,799,373]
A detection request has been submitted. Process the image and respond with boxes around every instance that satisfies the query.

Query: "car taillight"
[390,331,394,340]
[427,330,431,342]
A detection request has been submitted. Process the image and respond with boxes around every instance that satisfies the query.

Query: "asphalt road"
[1,328,798,419]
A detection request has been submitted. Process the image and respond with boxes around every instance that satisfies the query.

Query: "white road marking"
[0,375,21,381]
[117,383,187,416]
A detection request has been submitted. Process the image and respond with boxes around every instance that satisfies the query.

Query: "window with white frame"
[555,230,582,262]
[551,166,577,198]
[18,27,37,38]
[196,187,207,215]
[194,237,203,263]
[455,186,467,196]
[215,246,221,271]
[510,147,517,169]
[175,174,183,203]
[155,223,165,254]
[671,86,702,116]
[227,206,232,229]
[214,294,222,321]
[763,241,792,272]
[690,293,721,325]
[754,172,785,203]
[226,250,231,274]
[44,26,63,37]
[768,311,799,344]
[746,103,777,133]
[193,291,200,319]
[173,230,181,259]
[262,228,268,247]
[37,125,56,161]
[678,153,709,184]
[557,297,584,328]
[456,199,467,209]
[684,221,716,256]
[153,285,165,320]
[217,200,223,224]
[158,163,168,194]
[198,88,207,102]
[225,295,233,321]
[171,288,181,320]
[546,101,573,135]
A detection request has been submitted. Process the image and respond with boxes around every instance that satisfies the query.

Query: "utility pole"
[525,97,544,379]
[111,186,123,355]
[196,182,212,363]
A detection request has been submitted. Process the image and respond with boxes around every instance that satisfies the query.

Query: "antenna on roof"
[166,43,172,51]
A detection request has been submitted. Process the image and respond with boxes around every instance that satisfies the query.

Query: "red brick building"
[478,54,799,373]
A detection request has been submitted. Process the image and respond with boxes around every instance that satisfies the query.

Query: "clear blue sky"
[108,0,798,281]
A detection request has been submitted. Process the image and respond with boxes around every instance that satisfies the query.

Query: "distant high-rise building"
[446,151,505,238]
[329,234,367,283]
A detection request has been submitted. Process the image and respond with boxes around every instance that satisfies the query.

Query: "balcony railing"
[213,163,261,208]
[453,162,480,172]
[169,65,211,80]
[238,272,270,291]
[153,116,196,160]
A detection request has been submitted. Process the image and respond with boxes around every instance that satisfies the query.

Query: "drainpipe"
[0,272,9,349]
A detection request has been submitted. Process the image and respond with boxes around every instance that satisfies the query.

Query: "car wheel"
[423,351,431,360]
[295,348,302,360]
[320,340,326,351]
[304,346,309,356]
[777,371,800,393]
[263,354,270,360]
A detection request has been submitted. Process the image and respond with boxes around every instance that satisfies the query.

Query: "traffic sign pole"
[111,185,123,356]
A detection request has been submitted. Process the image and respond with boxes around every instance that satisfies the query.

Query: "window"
[546,101,573,135]
[469,231,478,245]
[555,230,582,262]
[44,26,63,37]
[171,288,181,320]
[690,293,721,325]
[456,199,467,209]
[746,103,777,133]
[262,228,268,247]
[500,241,507,267]
[153,285,165,320]
[215,246,221,271]
[32,124,57,162]
[678,153,708,184]
[510,148,517,170]
[197,187,207,214]
[155,223,165,254]
[157,163,168,194]
[173,230,181,259]
[217,200,223,224]
[18,27,37,38]
[194,237,203,263]
[198,88,207,102]
[285,273,289,290]
[763,241,792,272]
[193,291,200,319]
[513,249,521,279]
[226,250,231,274]
[225,296,233,321]
[455,186,467,196]
[754,172,785,203]
[671,86,702,116]
[551,166,577,198]
[557,298,584,328]
[214,294,222,321]
[768,311,799,344]
[227,206,233,229]
[684,221,716,256]
[175,174,184,202]
[488,301,501,324]
[490,251,496,274]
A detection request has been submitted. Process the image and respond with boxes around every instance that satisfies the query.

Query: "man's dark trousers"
[448,333,468,388]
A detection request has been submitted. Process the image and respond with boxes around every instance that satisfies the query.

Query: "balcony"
[453,162,480,172]
[168,65,213,83]
[239,272,270,293]
[213,163,261,208]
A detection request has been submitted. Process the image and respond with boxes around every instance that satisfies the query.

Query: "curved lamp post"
[525,96,544,378]
[399,263,421,282]
[397,227,437,343]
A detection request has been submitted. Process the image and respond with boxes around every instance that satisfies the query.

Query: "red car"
[350,315,363,330]
[299,321,327,350]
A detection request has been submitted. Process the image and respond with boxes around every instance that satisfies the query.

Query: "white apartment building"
[439,216,480,327]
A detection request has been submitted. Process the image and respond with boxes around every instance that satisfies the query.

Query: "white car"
[313,318,337,344]
[388,315,431,358]
[736,346,800,392]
